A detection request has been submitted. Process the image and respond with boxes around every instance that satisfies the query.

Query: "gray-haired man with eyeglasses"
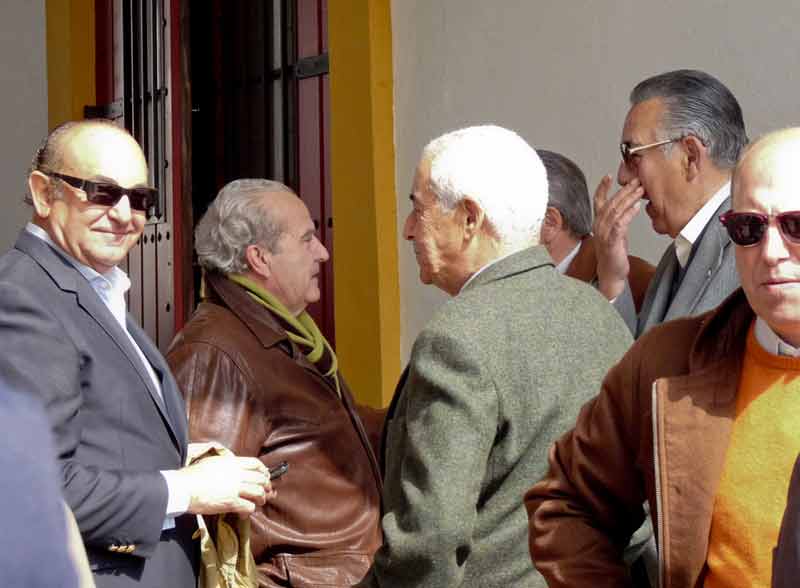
[592,69,747,338]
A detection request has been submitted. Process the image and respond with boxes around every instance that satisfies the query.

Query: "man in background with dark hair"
[593,69,747,337]
[538,149,654,312]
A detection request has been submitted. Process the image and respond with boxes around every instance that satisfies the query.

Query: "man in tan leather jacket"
[527,128,800,587]
[167,179,383,587]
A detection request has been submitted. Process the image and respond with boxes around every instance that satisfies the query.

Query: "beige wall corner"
[46,0,95,129]
[329,0,401,408]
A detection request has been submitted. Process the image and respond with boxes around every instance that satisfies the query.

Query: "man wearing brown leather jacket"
[527,128,800,587]
[167,179,383,587]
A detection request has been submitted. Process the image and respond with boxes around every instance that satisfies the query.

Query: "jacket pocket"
[282,551,371,587]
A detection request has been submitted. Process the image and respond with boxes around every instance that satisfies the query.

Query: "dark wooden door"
[93,0,176,352]
[190,0,334,343]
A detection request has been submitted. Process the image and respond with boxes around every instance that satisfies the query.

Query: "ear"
[541,206,564,244]
[683,135,705,182]
[28,171,55,219]
[244,244,271,280]
[460,197,486,241]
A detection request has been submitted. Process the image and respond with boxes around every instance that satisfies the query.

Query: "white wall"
[0,2,47,251]
[392,0,800,360]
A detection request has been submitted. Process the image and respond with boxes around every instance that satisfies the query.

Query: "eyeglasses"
[719,210,800,247]
[45,171,160,216]
[619,137,682,166]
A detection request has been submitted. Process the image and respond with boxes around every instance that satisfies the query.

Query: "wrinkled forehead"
[411,158,437,202]
[60,125,149,187]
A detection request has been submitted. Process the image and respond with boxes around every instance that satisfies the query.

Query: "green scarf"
[227,274,340,397]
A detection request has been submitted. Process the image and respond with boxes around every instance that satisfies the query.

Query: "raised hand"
[593,175,644,300]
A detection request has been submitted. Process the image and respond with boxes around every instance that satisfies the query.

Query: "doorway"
[189,0,334,342]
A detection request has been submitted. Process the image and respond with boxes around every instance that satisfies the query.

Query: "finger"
[238,469,270,486]
[228,498,257,514]
[239,483,270,506]
[593,174,613,215]
[234,457,269,475]
[606,201,642,243]
[615,200,643,230]
[602,183,643,223]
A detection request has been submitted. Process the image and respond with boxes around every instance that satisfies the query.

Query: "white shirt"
[25,223,190,527]
[674,182,730,269]
[555,241,582,275]
[755,317,800,357]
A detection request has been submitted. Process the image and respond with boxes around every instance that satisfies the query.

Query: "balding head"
[27,120,134,200]
[26,119,150,273]
[732,128,800,207]
[730,127,800,346]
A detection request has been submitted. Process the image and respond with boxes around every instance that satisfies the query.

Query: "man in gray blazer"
[356,125,632,587]
[0,119,272,587]
[593,69,747,338]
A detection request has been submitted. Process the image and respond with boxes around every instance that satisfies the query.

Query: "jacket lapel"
[664,197,732,324]
[207,271,345,400]
[638,243,679,336]
[655,364,738,588]
[15,230,182,453]
[127,318,186,454]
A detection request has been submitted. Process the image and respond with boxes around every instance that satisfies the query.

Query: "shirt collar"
[754,316,800,357]
[24,222,131,294]
[674,181,730,268]
[555,241,582,275]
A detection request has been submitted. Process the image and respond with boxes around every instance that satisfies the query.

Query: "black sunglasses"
[719,210,800,247]
[45,171,160,216]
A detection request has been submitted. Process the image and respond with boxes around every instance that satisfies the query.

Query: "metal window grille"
[123,0,170,223]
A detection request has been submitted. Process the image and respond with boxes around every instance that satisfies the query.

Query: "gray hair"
[194,178,293,274]
[537,149,592,238]
[630,69,748,169]
[421,125,547,250]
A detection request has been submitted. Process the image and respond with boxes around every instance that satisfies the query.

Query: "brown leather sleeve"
[524,350,649,587]
[628,255,656,313]
[168,341,268,457]
[167,342,277,562]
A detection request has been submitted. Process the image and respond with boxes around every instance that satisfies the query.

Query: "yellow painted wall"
[328,1,401,407]
[46,0,95,129]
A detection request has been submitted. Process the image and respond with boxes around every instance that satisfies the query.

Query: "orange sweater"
[705,325,800,588]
